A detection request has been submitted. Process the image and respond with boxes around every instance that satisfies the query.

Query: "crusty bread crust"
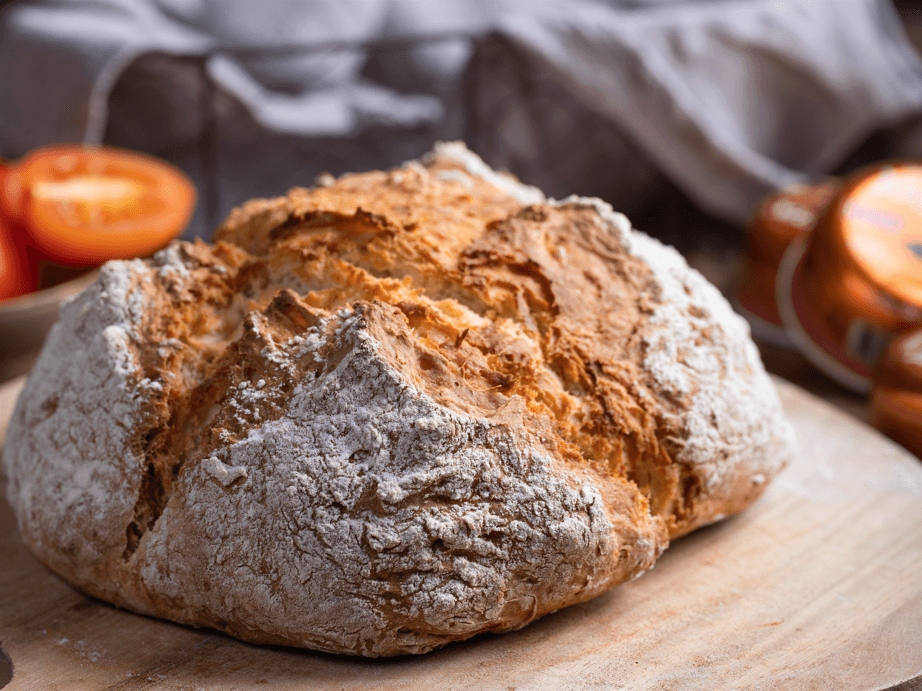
[2,143,793,656]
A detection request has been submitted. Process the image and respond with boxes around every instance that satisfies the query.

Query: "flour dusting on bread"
[3,143,793,656]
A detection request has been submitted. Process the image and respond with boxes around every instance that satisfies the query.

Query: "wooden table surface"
[0,375,920,691]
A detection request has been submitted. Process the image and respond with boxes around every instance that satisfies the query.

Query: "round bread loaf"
[2,143,794,656]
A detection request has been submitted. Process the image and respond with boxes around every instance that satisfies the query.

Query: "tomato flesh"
[1,146,196,267]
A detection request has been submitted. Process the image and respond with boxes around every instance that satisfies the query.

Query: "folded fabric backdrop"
[1,0,921,239]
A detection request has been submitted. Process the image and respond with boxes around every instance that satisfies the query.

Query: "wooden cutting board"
[1,375,920,691]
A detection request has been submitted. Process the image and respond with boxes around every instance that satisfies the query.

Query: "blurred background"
[1,0,922,434]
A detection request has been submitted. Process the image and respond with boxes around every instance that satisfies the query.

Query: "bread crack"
[1,143,792,657]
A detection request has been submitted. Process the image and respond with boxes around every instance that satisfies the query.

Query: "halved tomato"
[0,215,34,301]
[1,145,196,266]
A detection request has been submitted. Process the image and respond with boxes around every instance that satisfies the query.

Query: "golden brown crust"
[3,143,793,656]
[214,152,785,538]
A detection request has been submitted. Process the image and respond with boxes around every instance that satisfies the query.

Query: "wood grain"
[1,375,920,691]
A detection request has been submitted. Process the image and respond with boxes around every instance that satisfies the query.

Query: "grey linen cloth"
[1,0,920,239]
[472,0,922,222]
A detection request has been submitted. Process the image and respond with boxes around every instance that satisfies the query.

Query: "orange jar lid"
[871,327,922,458]
[777,162,922,393]
[838,167,922,307]
[749,181,840,261]
[735,179,838,346]
[873,327,922,394]
[869,386,922,459]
